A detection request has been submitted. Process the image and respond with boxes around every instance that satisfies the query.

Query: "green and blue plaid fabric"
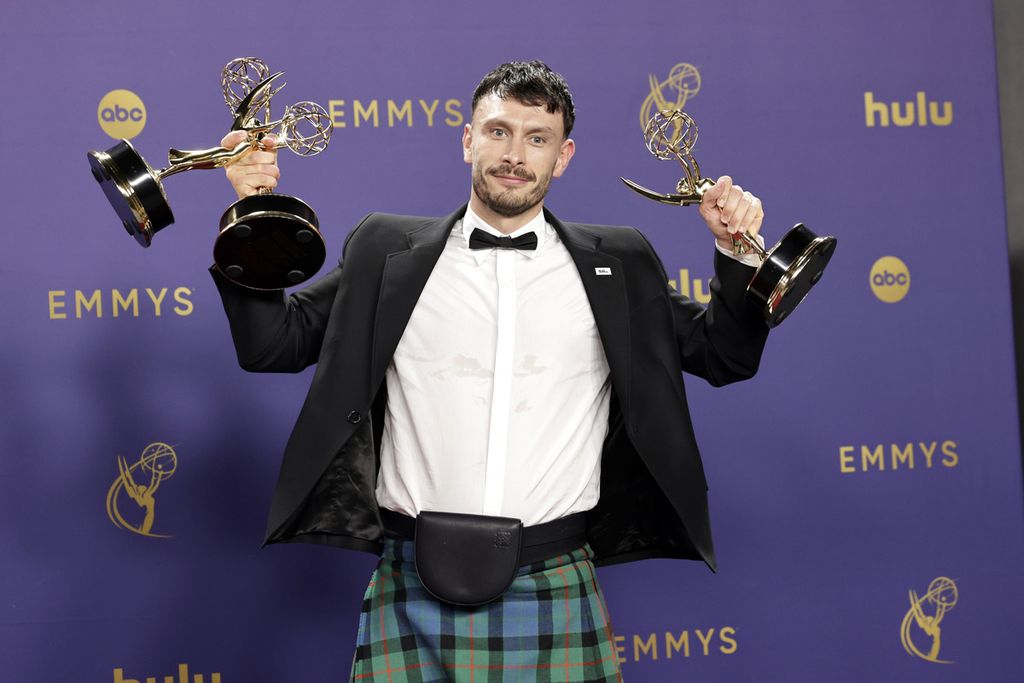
[350,538,623,682]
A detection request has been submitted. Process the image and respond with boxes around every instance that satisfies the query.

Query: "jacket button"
[347,410,362,424]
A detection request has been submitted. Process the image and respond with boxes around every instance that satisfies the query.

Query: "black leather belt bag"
[380,509,588,607]
[416,511,522,607]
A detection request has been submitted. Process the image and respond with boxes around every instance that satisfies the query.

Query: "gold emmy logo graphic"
[639,63,702,134]
[900,576,958,664]
[105,442,178,538]
[97,89,146,140]
[869,255,910,303]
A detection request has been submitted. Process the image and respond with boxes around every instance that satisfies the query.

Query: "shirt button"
[347,410,362,424]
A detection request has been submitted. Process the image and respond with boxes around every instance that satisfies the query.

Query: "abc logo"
[869,256,910,303]
[97,89,146,140]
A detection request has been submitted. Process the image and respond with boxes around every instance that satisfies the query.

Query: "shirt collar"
[458,205,552,264]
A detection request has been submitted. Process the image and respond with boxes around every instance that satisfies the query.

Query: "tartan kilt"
[350,538,623,682]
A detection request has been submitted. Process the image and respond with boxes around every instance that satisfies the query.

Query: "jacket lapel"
[369,205,466,390]
[546,209,631,416]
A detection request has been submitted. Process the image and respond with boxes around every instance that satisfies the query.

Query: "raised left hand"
[698,175,764,251]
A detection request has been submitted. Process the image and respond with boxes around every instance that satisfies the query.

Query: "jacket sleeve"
[210,214,371,373]
[635,229,770,386]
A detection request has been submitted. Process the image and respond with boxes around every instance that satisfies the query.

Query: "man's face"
[463,93,575,220]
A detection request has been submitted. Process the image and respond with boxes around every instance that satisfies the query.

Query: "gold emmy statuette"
[88,57,334,290]
[621,109,836,327]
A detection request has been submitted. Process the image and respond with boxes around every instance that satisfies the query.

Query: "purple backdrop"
[2,0,1022,680]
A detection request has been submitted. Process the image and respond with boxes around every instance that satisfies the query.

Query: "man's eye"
[530,136,546,144]
[492,129,506,137]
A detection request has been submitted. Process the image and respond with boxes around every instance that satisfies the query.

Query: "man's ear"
[552,138,576,178]
[462,124,473,164]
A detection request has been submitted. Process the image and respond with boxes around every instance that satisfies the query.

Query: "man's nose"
[501,136,526,164]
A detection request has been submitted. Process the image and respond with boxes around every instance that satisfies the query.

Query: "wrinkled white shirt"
[375,206,612,525]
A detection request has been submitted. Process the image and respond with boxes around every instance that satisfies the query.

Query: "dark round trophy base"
[746,224,837,328]
[215,193,327,290]
[87,140,174,247]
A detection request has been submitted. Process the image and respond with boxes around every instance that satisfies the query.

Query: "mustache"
[488,164,535,181]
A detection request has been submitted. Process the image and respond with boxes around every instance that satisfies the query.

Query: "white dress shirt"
[375,206,612,526]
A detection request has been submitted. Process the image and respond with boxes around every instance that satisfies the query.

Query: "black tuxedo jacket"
[212,205,769,570]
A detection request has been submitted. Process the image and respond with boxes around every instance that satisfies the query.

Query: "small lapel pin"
[595,267,612,276]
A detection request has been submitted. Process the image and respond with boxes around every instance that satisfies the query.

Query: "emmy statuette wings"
[87,57,334,290]
[621,109,837,327]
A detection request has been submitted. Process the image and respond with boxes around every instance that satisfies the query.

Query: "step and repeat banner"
[2,0,1023,680]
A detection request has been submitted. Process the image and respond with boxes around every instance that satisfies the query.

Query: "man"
[215,61,769,682]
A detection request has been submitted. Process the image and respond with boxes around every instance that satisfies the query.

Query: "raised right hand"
[220,130,280,200]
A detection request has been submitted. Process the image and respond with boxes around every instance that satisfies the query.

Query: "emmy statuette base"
[87,139,174,247]
[214,192,326,290]
[746,224,837,328]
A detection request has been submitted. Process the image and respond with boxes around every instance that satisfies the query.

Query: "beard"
[472,163,553,218]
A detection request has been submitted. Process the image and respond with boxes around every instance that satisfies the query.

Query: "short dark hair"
[471,61,576,137]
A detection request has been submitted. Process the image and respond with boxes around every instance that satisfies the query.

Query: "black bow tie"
[468,228,538,251]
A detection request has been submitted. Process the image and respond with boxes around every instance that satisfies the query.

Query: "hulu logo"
[864,92,953,127]
[113,663,221,683]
